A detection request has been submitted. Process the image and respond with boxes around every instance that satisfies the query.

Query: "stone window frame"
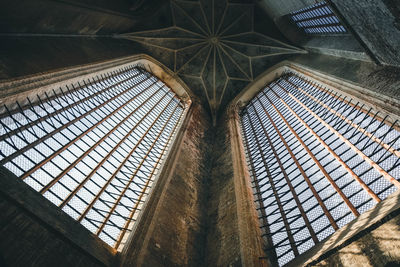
[226,61,400,266]
[0,54,193,264]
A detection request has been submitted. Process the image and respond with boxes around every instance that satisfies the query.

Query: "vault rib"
[218,43,251,81]
[176,44,210,74]
[172,1,208,37]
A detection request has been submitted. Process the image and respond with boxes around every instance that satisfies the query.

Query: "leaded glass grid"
[0,66,186,251]
[290,1,347,34]
[240,73,400,266]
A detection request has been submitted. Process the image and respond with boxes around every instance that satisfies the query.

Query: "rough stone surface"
[313,214,400,267]
[0,167,113,267]
[0,0,170,35]
[205,114,242,266]
[329,0,400,66]
[0,37,139,80]
[0,196,106,267]
[0,0,171,80]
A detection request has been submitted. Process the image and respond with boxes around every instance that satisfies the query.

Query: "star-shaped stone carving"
[120,0,304,122]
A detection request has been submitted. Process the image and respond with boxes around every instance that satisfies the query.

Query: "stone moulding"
[0,54,193,114]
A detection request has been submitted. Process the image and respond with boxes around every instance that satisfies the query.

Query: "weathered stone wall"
[328,0,400,66]
[205,114,242,266]
[0,0,170,35]
[313,214,400,267]
[0,37,142,80]
[0,196,106,267]
[0,0,172,80]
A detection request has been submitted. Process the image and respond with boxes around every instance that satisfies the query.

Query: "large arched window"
[0,65,188,250]
[240,72,400,266]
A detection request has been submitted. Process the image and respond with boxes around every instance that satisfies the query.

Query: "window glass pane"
[0,66,186,251]
[290,1,347,34]
[240,73,400,266]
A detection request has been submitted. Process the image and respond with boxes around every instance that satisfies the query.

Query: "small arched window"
[0,65,188,250]
[240,72,400,266]
[290,1,347,34]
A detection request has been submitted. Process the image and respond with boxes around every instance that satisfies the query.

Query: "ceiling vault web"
[118,0,306,123]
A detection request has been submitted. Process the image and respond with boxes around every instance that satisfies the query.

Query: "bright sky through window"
[0,66,186,250]
[290,1,346,34]
[240,73,400,266]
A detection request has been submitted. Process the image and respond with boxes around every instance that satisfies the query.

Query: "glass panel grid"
[290,1,346,34]
[0,66,186,250]
[240,73,400,266]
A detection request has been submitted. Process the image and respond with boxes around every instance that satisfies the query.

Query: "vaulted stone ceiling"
[119,0,305,121]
